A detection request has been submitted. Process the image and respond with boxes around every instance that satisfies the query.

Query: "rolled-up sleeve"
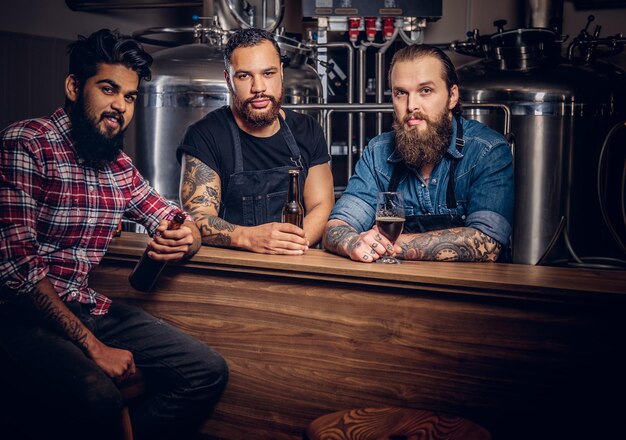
[0,138,49,295]
[329,141,382,232]
[465,142,514,246]
[123,163,190,235]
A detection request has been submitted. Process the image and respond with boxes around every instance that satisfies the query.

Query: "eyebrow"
[95,79,138,96]
[234,66,279,75]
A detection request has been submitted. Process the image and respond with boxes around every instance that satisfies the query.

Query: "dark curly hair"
[67,28,152,85]
[223,28,281,70]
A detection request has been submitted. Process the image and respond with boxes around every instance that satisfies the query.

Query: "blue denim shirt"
[330,116,514,246]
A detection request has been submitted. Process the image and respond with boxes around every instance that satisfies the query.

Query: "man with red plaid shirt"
[0,29,227,440]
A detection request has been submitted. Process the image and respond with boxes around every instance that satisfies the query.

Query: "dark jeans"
[0,300,228,440]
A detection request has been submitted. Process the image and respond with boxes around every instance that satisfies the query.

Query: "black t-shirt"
[177,106,330,195]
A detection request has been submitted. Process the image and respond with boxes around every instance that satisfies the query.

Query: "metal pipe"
[262,0,267,29]
[357,47,367,156]
[374,21,400,134]
[284,103,394,183]
[203,0,214,17]
[375,52,385,134]
[317,41,354,174]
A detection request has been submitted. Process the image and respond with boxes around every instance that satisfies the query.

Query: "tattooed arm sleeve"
[180,153,237,248]
[396,227,502,262]
[322,219,361,258]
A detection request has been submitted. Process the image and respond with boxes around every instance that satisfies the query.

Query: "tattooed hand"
[323,220,402,263]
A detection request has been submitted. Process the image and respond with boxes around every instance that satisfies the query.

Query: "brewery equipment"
[452,16,626,265]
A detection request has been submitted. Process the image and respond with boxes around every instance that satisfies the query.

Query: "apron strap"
[389,117,465,210]
[278,113,304,170]
[226,109,245,174]
[445,117,464,209]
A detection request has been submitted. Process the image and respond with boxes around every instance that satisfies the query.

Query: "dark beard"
[393,108,453,170]
[70,94,125,169]
[230,85,283,128]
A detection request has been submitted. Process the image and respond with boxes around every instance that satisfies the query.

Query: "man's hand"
[28,278,136,382]
[323,220,402,263]
[87,339,136,382]
[146,219,199,262]
[239,222,309,254]
[344,226,402,263]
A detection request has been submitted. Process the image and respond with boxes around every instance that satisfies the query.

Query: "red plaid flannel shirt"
[1,107,185,314]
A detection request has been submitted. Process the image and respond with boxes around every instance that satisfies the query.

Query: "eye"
[101,86,114,95]
[125,95,137,104]
[393,89,407,97]
[236,73,249,80]
[421,87,432,94]
[264,71,275,77]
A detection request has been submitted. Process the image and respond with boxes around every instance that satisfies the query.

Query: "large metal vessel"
[134,37,322,202]
[455,25,626,265]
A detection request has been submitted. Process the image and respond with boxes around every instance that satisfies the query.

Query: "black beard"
[230,85,283,128]
[393,108,453,169]
[70,94,125,170]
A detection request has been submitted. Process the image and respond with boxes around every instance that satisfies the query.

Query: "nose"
[407,93,420,114]
[250,74,267,94]
[111,94,127,113]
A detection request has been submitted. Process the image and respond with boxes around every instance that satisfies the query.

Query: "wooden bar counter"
[90,232,626,440]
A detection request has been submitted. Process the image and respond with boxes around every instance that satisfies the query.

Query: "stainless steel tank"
[456,28,626,265]
[134,39,322,203]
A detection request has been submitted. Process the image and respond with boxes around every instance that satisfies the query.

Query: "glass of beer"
[375,191,405,264]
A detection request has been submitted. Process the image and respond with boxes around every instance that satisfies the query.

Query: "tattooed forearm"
[323,224,360,256]
[397,227,501,262]
[29,284,89,350]
[193,213,237,247]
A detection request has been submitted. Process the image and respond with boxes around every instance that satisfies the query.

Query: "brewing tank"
[456,28,626,265]
[134,40,322,202]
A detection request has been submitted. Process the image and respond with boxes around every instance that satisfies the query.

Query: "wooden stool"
[117,369,146,440]
[304,407,491,440]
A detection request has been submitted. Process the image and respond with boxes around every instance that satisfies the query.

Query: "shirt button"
[88,218,95,224]
[432,178,437,184]
[89,185,95,192]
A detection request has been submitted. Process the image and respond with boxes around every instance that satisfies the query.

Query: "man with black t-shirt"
[177,28,334,255]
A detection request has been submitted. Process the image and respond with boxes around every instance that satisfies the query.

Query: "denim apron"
[388,117,465,234]
[220,114,306,226]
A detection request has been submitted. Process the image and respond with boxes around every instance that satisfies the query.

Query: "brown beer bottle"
[128,211,186,292]
[282,169,303,228]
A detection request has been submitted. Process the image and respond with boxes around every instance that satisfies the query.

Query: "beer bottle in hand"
[282,169,303,228]
[128,211,186,292]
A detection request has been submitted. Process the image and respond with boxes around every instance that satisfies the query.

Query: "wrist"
[230,225,248,249]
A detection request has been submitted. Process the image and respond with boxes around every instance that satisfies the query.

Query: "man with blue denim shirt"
[324,44,513,262]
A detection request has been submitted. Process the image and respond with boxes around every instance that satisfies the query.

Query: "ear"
[448,84,459,111]
[224,70,233,91]
[65,74,79,103]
